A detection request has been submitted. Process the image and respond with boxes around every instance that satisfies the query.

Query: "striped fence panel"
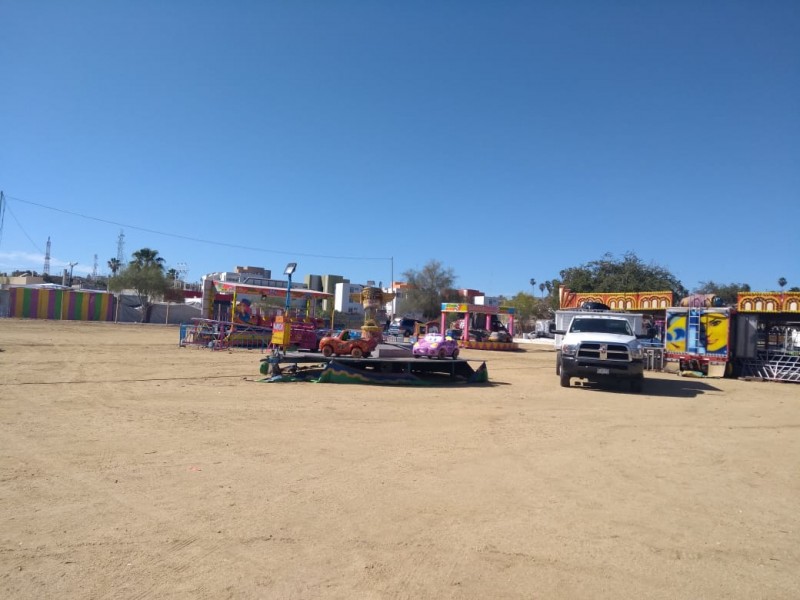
[8,288,115,321]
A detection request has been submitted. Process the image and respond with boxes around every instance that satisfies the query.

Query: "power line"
[3,196,44,254]
[5,194,391,262]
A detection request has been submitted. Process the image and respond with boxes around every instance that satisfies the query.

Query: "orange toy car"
[318,329,378,358]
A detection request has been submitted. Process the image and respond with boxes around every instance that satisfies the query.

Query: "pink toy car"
[412,333,460,359]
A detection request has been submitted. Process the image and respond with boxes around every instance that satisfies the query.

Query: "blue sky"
[1,1,798,296]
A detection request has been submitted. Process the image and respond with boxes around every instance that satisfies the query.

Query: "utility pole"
[68,262,78,287]
[0,191,5,247]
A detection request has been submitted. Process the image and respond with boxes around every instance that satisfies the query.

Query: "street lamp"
[284,262,297,314]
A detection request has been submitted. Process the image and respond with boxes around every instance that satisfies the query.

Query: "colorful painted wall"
[8,287,115,321]
[665,307,732,358]
[558,287,800,315]
[737,292,800,314]
[559,286,673,310]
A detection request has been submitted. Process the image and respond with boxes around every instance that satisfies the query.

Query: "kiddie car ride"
[318,329,379,358]
[412,333,460,359]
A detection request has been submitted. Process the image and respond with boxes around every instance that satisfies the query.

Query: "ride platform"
[259,352,488,386]
[458,340,520,351]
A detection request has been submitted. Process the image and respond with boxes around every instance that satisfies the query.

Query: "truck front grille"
[578,343,630,362]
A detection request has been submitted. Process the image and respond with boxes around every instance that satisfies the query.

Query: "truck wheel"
[321,346,334,358]
[351,347,364,358]
[560,372,570,388]
[556,351,562,375]
[630,378,643,393]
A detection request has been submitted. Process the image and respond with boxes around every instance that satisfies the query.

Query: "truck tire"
[556,351,562,375]
[560,372,570,388]
[321,345,334,358]
[351,347,364,358]
[630,378,643,393]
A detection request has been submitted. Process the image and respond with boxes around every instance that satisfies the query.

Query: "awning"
[212,280,332,300]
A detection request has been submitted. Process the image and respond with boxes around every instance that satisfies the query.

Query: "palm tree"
[778,277,787,291]
[539,282,546,298]
[130,248,165,270]
[107,258,121,276]
[166,268,179,288]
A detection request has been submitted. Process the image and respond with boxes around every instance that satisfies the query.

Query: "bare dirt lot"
[1,319,798,599]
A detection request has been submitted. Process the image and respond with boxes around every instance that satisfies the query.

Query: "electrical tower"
[116,230,125,264]
[44,236,52,275]
[175,262,189,288]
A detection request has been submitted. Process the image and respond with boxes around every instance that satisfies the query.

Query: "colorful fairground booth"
[663,292,800,381]
[440,302,519,351]
[558,286,800,382]
[180,278,332,350]
[558,286,674,312]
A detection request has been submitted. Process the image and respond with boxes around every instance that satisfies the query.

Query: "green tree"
[400,260,457,320]
[778,277,787,291]
[693,281,751,306]
[560,252,687,298]
[505,292,538,331]
[108,248,170,323]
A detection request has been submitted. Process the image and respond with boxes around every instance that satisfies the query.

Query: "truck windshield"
[569,318,632,336]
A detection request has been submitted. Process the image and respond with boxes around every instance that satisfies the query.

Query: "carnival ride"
[349,285,394,345]
[439,303,519,351]
[255,284,488,385]
[180,279,332,350]
[412,332,460,359]
[258,352,489,386]
[318,329,378,358]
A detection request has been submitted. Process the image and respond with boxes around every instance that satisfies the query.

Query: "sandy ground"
[1,319,798,599]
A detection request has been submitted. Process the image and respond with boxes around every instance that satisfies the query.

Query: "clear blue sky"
[2,1,798,296]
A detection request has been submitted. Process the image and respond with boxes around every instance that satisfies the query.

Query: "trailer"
[534,319,554,338]
[663,306,754,377]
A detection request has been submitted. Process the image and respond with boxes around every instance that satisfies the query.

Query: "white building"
[474,295,501,307]
[335,282,365,315]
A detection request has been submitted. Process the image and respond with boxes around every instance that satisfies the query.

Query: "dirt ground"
[1,319,798,599]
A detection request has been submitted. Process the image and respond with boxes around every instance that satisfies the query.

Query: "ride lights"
[561,343,578,356]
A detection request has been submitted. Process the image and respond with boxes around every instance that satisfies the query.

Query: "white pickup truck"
[555,311,646,393]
